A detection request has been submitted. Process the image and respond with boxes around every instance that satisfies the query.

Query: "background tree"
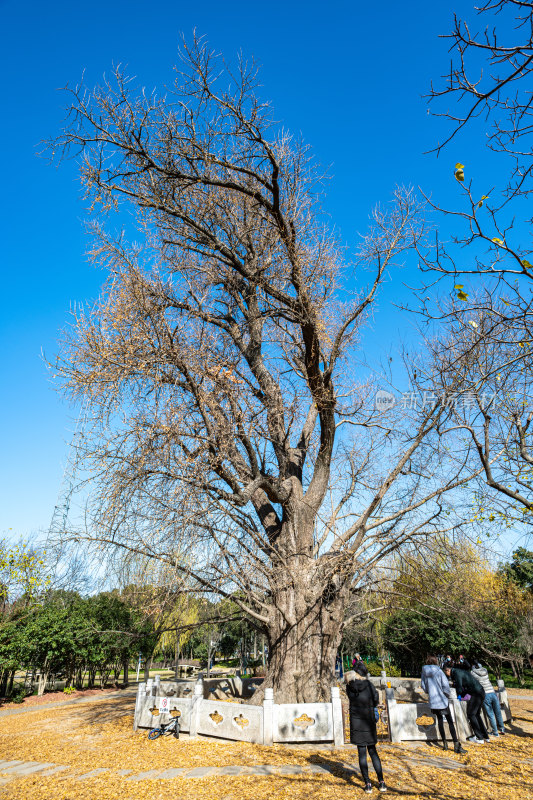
[0,540,49,697]
[115,551,188,680]
[215,599,262,671]
[500,547,533,591]
[154,594,199,677]
[1,588,151,696]
[381,538,533,679]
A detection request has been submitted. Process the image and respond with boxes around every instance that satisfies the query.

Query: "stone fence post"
[385,687,401,742]
[189,680,203,738]
[331,686,344,746]
[497,679,512,723]
[133,681,147,731]
[262,687,274,745]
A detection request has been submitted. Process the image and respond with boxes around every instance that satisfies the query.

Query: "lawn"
[489,669,533,691]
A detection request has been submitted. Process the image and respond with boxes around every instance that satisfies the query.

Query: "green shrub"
[10,685,29,704]
[63,686,76,694]
[365,661,401,677]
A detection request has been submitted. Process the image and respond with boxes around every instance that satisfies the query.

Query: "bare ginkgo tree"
[49,38,476,702]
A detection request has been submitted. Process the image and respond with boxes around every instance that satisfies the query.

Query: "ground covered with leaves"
[1,693,533,798]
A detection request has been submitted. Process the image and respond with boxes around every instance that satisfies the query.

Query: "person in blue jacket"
[421,656,466,753]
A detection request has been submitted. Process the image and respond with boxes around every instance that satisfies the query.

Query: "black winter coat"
[345,678,379,746]
[451,667,485,699]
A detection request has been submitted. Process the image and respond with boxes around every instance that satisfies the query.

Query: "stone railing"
[385,687,470,743]
[133,672,513,746]
[384,676,513,743]
[133,677,344,746]
[202,675,264,700]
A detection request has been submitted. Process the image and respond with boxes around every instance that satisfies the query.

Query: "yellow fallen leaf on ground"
[0,693,532,799]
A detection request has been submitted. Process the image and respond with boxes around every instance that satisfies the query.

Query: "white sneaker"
[473,738,484,743]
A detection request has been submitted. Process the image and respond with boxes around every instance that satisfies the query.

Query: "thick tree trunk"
[37,672,49,696]
[37,656,49,696]
[0,669,7,697]
[253,568,348,703]
[144,656,152,681]
[247,499,350,704]
[265,607,344,703]
[87,667,96,689]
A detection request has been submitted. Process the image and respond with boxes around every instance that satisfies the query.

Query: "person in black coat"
[444,664,489,743]
[345,662,387,793]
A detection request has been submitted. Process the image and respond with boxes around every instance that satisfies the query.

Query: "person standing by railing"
[420,656,466,754]
[444,663,489,744]
[345,663,387,793]
[471,660,505,737]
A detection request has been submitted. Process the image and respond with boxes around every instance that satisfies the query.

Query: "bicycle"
[148,710,181,740]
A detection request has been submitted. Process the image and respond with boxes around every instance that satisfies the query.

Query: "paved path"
[0,754,464,785]
[507,693,533,700]
[0,689,137,718]
[4,738,532,787]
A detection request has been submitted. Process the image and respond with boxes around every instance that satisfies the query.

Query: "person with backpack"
[471,660,505,736]
[444,663,489,744]
[420,656,466,753]
[345,663,387,793]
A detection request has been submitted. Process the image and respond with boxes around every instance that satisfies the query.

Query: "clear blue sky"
[1,0,487,539]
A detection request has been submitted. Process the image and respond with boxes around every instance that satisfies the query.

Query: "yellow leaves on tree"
[454,162,465,182]
[0,540,49,604]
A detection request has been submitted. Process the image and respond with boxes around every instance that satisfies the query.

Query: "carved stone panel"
[136,695,192,731]
[273,703,333,742]
[197,699,263,743]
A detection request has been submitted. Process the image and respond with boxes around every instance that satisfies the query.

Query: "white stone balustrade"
[385,678,512,743]
[133,680,345,745]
